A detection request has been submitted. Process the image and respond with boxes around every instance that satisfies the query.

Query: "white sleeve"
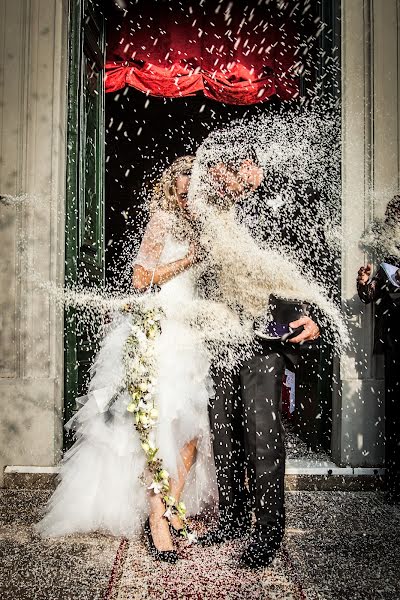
[134,210,171,271]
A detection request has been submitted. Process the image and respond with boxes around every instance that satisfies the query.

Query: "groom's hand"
[289,316,320,343]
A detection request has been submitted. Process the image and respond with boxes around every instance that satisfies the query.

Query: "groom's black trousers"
[209,341,299,539]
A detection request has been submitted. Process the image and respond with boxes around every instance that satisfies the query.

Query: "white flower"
[139,414,149,426]
[147,328,157,340]
[149,407,158,420]
[141,441,150,453]
[163,508,173,520]
[138,364,147,375]
[131,358,140,371]
[135,330,147,344]
[187,532,198,545]
[148,481,162,494]
[137,399,149,411]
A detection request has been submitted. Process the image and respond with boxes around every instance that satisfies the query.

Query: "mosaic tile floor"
[1,490,399,599]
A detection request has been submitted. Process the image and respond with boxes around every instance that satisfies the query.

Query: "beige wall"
[0,0,68,484]
[334,0,400,466]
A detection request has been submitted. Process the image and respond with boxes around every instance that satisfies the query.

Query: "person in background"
[357,195,400,503]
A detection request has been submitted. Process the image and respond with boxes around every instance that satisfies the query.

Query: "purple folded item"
[254,297,310,341]
[263,322,290,339]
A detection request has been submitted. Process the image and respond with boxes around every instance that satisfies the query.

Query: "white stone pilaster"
[334,0,400,466]
[0,0,68,484]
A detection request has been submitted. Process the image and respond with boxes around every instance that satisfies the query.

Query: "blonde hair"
[150,155,195,214]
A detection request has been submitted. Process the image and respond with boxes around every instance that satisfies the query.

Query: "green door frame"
[316,0,341,450]
[64,0,105,441]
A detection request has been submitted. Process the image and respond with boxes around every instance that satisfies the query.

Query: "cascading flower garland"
[122,304,190,539]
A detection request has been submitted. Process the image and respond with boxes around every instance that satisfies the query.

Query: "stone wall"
[334,0,400,466]
[0,0,68,485]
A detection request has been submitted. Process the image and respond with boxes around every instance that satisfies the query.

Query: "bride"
[36,156,219,563]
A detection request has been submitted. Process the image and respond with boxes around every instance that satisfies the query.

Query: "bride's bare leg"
[169,439,197,530]
[148,439,197,546]
[148,493,174,551]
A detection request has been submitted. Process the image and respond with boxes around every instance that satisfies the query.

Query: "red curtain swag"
[105,3,301,105]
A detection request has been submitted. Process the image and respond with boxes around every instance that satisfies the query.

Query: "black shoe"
[143,517,178,564]
[168,522,194,539]
[197,520,249,547]
[239,527,282,569]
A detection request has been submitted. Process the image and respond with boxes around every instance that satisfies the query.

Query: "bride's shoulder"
[148,209,175,229]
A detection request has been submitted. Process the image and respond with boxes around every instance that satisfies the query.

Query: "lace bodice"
[134,210,189,271]
[134,210,195,308]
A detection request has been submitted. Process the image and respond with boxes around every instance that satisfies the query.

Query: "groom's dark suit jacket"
[238,179,336,286]
[206,181,331,536]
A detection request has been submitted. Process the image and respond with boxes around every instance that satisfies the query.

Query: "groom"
[199,157,320,568]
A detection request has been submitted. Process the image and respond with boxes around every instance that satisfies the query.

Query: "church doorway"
[65,0,341,460]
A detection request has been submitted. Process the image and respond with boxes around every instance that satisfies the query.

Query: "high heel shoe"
[143,517,178,564]
[169,522,194,539]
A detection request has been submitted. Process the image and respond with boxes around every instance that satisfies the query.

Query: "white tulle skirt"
[36,299,218,539]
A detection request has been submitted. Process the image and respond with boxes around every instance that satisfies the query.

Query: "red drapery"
[105,2,301,105]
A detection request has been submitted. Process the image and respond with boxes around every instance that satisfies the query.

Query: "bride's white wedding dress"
[36,210,217,538]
